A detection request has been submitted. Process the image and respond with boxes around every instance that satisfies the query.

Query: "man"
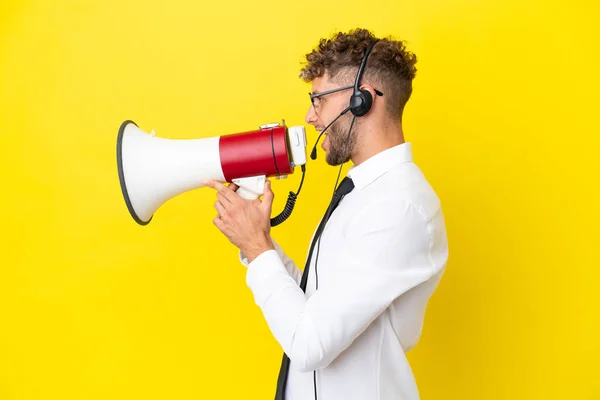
[205,28,448,400]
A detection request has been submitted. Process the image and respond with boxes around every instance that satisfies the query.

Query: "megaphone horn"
[117,120,307,226]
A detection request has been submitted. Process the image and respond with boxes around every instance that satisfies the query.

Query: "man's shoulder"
[360,164,442,215]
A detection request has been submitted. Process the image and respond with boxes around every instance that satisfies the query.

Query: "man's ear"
[359,84,377,100]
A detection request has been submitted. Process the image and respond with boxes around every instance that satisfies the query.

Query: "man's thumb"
[261,180,274,209]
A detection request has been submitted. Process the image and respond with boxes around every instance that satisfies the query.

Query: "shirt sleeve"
[244,198,439,372]
[239,238,303,285]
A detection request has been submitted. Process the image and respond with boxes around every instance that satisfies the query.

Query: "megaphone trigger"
[231,175,266,200]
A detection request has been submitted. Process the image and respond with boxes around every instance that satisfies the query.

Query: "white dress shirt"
[239,142,449,400]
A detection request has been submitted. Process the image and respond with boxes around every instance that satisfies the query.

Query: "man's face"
[305,76,358,166]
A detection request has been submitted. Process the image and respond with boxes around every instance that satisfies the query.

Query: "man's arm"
[244,198,443,372]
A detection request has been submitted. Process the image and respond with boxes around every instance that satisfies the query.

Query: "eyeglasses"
[309,85,384,112]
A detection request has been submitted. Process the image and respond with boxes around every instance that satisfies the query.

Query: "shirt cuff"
[238,239,283,267]
[239,249,250,267]
[239,248,276,267]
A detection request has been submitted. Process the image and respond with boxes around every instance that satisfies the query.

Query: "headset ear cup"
[351,90,373,117]
[360,89,373,115]
[350,93,362,116]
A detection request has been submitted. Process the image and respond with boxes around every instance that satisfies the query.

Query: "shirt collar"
[347,142,413,191]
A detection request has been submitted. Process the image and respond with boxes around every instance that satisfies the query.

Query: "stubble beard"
[325,115,358,166]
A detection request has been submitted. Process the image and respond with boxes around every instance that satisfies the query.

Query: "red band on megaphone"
[219,126,293,181]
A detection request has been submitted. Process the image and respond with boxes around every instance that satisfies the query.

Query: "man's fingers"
[205,179,228,193]
[213,215,224,229]
[228,182,240,192]
[205,180,239,204]
[214,200,226,217]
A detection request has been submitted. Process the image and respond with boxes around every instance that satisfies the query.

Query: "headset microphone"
[310,105,351,160]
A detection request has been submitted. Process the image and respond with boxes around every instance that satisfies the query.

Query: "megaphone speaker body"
[117,120,306,225]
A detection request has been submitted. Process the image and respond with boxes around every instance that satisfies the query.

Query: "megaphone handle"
[236,187,261,200]
[231,175,266,200]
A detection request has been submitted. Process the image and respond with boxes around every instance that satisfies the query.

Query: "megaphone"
[117,119,307,226]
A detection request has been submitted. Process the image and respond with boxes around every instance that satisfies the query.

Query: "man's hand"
[204,179,275,263]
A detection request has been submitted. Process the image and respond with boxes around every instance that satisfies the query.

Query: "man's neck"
[352,123,405,166]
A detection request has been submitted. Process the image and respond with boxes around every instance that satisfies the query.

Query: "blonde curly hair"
[300,28,417,119]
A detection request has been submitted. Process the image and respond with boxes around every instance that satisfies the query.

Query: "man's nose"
[305,105,318,125]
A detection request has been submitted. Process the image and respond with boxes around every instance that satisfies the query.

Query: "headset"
[349,38,379,117]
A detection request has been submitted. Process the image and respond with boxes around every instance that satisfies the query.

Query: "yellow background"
[1,0,599,398]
